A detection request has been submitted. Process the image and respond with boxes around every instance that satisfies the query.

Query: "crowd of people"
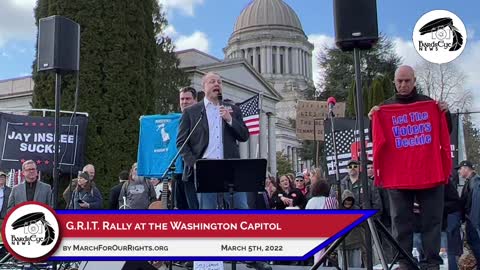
[0,66,479,270]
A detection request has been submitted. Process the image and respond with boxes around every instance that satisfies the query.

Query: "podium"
[194,158,267,209]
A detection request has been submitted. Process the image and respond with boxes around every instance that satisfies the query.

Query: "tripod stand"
[195,158,267,270]
[311,48,419,270]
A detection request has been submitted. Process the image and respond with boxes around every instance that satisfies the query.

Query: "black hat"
[347,160,360,167]
[455,160,474,170]
[367,160,373,165]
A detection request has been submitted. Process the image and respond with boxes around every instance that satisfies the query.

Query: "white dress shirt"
[202,98,224,160]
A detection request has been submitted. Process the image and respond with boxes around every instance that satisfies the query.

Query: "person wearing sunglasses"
[294,172,308,196]
[340,160,382,211]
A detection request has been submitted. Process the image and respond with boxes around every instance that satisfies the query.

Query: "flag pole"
[257,93,263,158]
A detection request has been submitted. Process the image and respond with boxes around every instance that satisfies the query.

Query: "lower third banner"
[5,207,375,261]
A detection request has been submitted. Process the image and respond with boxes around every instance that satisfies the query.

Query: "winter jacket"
[461,172,480,228]
[69,186,103,209]
[340,175,382,214]
[341,190,366,250]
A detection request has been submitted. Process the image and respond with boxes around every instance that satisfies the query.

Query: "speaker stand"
[52,72,61,210]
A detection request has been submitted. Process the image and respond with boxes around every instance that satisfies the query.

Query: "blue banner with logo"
[137,114,183,177]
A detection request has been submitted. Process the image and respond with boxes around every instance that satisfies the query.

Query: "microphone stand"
[327,106,348,270]
[161,110,205,179]
[155,110,204,270]
[161,110,205,209]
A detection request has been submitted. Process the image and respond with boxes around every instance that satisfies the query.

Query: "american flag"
[238,94,260,136]
[324,118,372,182]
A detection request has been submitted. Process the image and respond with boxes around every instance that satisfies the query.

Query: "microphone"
[218,93,223,105]
[327,97,336,117]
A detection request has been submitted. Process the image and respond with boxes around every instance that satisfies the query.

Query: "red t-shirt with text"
[372,100,452,189]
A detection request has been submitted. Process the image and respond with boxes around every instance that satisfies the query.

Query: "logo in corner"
[2,202,60,262]
[413,10,467,64]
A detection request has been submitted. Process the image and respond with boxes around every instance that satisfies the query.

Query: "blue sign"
[137,114,183,177]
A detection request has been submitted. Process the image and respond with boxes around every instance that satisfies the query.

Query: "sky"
[1,0,479,122]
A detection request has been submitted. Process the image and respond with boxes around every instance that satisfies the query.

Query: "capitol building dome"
[233,0,303,34]
[224,0,314,123]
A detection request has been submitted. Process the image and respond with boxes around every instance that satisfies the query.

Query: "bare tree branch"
[415,60,471,111]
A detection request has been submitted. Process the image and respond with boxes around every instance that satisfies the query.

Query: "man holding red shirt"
[369,65,452,270]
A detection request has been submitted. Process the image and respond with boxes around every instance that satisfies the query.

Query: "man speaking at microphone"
[177,72,250,209]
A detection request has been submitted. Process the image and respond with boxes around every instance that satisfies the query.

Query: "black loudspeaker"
[37,15,80,72]
[333,0,379,51]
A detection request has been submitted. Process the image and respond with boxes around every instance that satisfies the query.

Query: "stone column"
[259,111,268,160]
[297,49,301,76]
[301,50,305,76]
[266,46,272,74]
[267,113,277,176]
[306,52,310,78]
[292,147,298,173]
[249,132,259,158]
[300,51,303,76]
[252,47,258,70]
[292,48,298,74]
[285,47,290,74]
[260,46,266,74]
[276,46,281,74]
[305,52,310,78]
[239,141,249,159]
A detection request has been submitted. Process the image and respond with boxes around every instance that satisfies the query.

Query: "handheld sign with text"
[0,113,87,172]
[296,100,346,141]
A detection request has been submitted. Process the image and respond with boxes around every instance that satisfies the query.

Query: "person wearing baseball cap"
[458,160,480,264]
[455,160,474,170]
[294,172,308,196]
[0,171,11,219]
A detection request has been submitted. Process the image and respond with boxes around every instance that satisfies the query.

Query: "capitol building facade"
[0,0,315,175]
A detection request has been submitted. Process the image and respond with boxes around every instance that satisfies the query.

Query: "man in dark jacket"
[177,72,249,209]
[368,65,452,270]
[174,86,200,210]
[457,160,480,267]
[444,171,463,270]
[0,171,12,219]
[109,170,129,210]
[340,160,382,212]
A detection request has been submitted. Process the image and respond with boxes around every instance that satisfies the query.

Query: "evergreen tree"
[31,0,187,205]
[463,114,480,168]
[276,152,293,176]
[368,78,385,112]
[381,74,395,100]
[362,83,369,116]
[317,35,401,102]
[346,80,356,117]
[152,3,189,114]
[298,140,314,163]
